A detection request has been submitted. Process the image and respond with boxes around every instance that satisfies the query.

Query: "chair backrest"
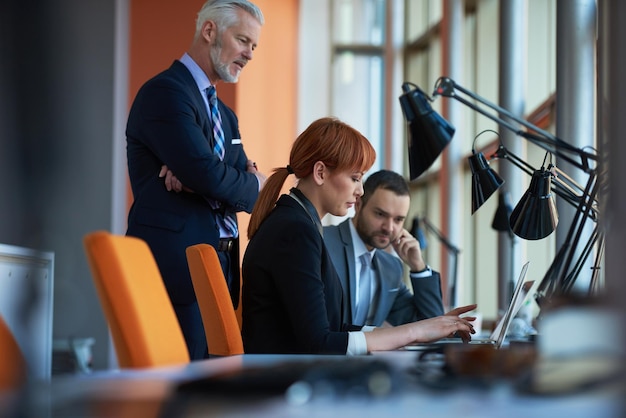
[83,231,190,368]
[185,244,244,356]
[0,314,26,391]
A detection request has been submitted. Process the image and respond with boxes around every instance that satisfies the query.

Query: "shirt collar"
[348,219,375,261]
[179,53,213,93]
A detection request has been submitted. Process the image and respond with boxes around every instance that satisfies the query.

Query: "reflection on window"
[333,0,385,45]
[332,53,384,173]
[331,0,386,173]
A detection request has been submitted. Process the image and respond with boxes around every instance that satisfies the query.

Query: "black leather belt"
[217,238,235,252]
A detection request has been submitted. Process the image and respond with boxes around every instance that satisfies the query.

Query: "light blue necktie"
[354,252,372,325]
[206,86,237,238]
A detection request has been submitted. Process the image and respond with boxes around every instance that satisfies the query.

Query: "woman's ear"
[312,161,326,185]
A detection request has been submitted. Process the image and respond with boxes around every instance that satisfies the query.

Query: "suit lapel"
[217,100,231,156]
[170,60,214,147]
[337,220,358,323]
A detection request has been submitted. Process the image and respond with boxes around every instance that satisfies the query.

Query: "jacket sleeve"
[127,73,258,213]
[385,270,444,326]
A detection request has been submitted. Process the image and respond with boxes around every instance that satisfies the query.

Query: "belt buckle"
[219,238,234,252]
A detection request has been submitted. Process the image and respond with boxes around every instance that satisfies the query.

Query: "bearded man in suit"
[125,0,266,359]
[324,170,444,327]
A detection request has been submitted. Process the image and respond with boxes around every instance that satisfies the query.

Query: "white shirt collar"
[179,53,213,93]
[348,219,375,262]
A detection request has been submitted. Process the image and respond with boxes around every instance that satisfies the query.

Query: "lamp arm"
[419,216,461,255]
[434,77,597,173]
[492,146,597,218]
[419,216,461,308]
[491,145,535,176]
[553,166,599,220]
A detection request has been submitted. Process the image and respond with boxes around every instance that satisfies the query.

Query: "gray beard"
[210,46,239,83]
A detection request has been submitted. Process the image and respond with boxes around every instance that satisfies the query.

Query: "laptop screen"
[490,261,531,348]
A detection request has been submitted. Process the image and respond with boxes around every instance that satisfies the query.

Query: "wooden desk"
[7,351,622,418]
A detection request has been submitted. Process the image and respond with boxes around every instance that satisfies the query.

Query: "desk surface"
[7,350,623,418]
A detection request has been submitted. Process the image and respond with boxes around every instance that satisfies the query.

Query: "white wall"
[298,0,332,132]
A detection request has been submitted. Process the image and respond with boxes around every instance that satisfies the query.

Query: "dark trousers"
[217,246,240,308]
[173,301,209,360]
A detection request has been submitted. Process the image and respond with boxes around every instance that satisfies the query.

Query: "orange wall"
[234,0,299,247]
[128,0,299,255]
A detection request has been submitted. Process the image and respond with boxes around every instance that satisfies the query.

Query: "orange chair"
[185,244,244,356]
[0,314,26,391]
[83,231,190,368]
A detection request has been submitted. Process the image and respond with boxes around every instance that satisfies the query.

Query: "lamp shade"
[399,84,455,180]
[410,217,428,250]
[468,151,504,214]
[491,191,513,232]
[509,168,558,240]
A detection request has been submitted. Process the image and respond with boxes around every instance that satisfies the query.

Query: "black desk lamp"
[492,191,514,235]
[508,164,559,240]
[468,130,505,214]
[399,83,455,180]
[398,77,602,305]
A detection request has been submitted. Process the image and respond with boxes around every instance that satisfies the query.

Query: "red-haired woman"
[242,117,476,354]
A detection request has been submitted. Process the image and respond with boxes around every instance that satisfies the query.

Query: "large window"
[313,0,562,319]
[331,0,386,173]
[400,0,559,318]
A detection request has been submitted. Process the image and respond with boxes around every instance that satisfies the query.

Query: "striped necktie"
[207,85,226,160]
[206,86,238,238]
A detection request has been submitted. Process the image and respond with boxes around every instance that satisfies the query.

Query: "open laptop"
[404,261,531,350]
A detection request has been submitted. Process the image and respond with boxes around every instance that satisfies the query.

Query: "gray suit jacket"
[323,219,444,326]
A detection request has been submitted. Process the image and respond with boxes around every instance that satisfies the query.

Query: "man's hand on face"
[391,228,426,272]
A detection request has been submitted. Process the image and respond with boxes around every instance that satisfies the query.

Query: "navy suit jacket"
[242,191,355,354]
[323,219,444,326]
[126,60,259,305]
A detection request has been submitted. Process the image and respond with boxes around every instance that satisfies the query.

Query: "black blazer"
[324,219,444,326]
[126,60,259,304]
[242,192,354,354]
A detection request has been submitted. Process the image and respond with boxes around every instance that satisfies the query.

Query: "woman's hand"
[365,304,478,352]
[410,304,477,343]
[444,304,478,342]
